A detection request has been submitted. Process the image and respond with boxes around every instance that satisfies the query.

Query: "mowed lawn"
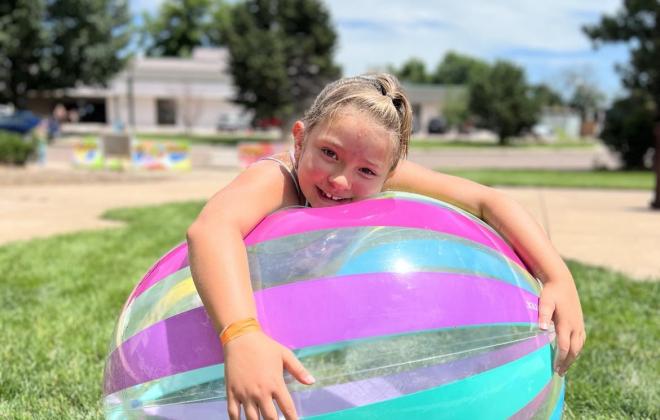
[0,200,658,419]
[442,169,654,190]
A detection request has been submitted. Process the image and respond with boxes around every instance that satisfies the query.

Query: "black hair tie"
[374,80,389,96]
[391,97,403,113]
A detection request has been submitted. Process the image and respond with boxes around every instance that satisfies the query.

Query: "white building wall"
[135,97,157,127]
[69,48,248,133]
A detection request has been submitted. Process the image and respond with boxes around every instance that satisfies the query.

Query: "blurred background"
[1,0,657,179]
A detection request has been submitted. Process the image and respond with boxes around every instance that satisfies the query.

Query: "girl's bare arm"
[386,160,585,375]
[186,161,311,420]
[187,161,292,330]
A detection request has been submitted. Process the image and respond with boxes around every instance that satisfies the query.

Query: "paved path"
[1,142,658,281]
[0,167,238,244]
[497,187,658,281]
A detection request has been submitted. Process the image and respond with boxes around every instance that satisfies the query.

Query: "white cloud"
[327,0,623,73]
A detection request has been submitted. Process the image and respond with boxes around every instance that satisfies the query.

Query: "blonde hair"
[302,73,412,170]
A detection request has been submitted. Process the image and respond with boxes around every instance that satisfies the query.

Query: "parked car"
[216,113,252,132]
[255,117,282,130]
[0,110,40,135]
[427,117,447,134]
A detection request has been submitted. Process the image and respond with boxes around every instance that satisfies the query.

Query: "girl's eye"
[321,148,337,159]
[360,168,376,177]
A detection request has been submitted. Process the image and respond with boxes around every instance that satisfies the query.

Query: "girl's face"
[293,107,396,208]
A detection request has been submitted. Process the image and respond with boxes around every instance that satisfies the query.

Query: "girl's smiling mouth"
[316,186,351,203]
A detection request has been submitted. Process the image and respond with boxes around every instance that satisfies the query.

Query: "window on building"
[156,99,177,125]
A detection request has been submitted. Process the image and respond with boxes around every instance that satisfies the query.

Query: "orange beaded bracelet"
[219,317,262,346]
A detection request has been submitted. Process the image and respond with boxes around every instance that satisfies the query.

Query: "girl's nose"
[329,172,351,190]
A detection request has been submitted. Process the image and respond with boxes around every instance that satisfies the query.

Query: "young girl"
[187,74,585,420]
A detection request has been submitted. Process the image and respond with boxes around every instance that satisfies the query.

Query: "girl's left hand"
[537,279,586,376]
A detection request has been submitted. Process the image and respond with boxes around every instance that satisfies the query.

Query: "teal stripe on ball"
[305,344,553,420]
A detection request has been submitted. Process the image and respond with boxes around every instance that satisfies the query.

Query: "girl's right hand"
[224,331,315,420]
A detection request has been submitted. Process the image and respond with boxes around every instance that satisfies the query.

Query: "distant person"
[186,73,586,420]
[47,103,67,143]
[68,108,80,124]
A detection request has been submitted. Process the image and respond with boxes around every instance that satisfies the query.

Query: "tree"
[600,92,655,169]
[568,83,606,120]
[430,52,491,132]
[469,60,540,144]
[0,0,45,109]
[584,0,660,208]
[441,87,470,131]
[530,84,564,109]
[140,0,217,57]
[393,58,429,84]
[0,0,132,109]
[431,51,489,85]
[220,0,340,131]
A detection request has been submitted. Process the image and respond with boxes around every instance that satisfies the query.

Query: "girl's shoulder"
[260,151,294,169]
[250,151,295,178]
[246,150,303,207]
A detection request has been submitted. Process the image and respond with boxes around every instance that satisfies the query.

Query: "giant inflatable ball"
[103,192,565,419]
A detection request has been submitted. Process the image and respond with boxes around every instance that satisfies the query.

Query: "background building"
[26,48,251,134]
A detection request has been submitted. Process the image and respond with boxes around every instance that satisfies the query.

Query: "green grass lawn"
[79,132,280,146]
[411,138,598,150]
[0,202,657,418]
[442,169,654,190]
[136,132,279,145]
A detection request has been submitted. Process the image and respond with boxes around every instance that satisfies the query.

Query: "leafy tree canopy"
[568,83,606,119]
[530,83,565,109]
[220,0,340,125]
[584,0,660,206]
[600,92,655,169]
[431,51,489,85]
[584,0,660,107]
[0,0,132,108]
[393,57,430,84]
[469,60,540,143]
[140,0,221,57]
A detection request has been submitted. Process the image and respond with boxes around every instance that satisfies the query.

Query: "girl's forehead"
[308,110,396,168]
[314,108,390,139]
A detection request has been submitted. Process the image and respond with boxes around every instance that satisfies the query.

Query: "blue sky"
[131,0,631,101]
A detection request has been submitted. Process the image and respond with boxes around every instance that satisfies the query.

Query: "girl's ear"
[292,121,305,159]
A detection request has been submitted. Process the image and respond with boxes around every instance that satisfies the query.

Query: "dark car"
[0,110,41,134]
[427,117,447,134]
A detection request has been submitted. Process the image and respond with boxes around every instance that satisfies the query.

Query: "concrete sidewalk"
[1,141,658,281]
[496,187,658,281]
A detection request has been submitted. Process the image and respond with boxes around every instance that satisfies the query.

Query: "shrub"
[0,130,38,165]
[600,93,655,170]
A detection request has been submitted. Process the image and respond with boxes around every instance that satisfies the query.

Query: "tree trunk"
[651,120,660,210]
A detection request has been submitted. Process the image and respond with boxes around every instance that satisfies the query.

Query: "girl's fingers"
[282,348,315,385]
[257,397,280,420]
[274,385,299,420]
[558,330,584,375]
[554,325,571,376]
[537,294,555,331]
[244,401,260,420]
[227,393,241,420]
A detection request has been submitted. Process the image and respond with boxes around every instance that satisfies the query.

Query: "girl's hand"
[537,279,586,376]
[224,331,315,420]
